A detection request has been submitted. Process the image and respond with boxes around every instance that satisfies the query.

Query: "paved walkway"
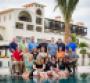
[0,68,10,75]
[77,66,90,73]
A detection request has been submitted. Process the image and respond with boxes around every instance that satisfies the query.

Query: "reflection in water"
[0,75,90,83]
[0,76,34,83]
[33,75,90,83]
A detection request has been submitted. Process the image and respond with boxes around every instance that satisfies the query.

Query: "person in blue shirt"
[66,41,79,58]
[28,36,38,52]
[9,38,18,52]
[47,37,58,57]
[65,37,77,53]
[66,42,77,52]
[65,37,79,74]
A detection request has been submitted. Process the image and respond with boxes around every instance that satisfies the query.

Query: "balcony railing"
[44,19,87,36]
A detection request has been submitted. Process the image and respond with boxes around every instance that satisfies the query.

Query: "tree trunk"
[88,58,90,66]
[82,54,85,66]
[64,22,71,44]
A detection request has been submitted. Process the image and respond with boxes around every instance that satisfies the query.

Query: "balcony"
[44,18,87,36]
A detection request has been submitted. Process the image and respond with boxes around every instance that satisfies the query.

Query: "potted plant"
[87,52,90,65]
[79,42,88,66]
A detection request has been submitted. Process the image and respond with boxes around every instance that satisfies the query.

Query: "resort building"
[0,3,87,45]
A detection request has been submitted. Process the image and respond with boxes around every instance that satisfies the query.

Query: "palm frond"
[67,0,79,19]
[55,0,79,21]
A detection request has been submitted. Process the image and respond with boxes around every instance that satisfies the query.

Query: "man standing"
[65,37,77,55]
[47,37,58,58]
[38,39,48,52]
[28,36,38,53]
[19,38,27,52]
[56,39,65,52]
[65,37,79,74]
[9,38,18,52]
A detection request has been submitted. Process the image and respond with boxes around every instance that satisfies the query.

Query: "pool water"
[0,75,90,83]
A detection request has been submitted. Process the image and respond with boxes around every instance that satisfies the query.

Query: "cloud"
[78,0,90,8]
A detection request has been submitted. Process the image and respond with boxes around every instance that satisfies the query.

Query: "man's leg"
[65,62,72,73]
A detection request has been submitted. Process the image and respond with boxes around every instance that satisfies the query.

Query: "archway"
[18,11,32,22]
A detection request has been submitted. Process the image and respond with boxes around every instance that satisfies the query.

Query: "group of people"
[9,36,79,80]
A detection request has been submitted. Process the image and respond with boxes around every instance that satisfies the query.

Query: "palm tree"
[79,42,88,66]
[55,0,79,43]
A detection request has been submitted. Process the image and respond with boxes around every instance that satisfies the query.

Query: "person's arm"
[47,44,51,53]
[46,53,48,58]
[70,58,78,62]
[56,52,58,61]
[11,54,17,61]
[47,44,49,54]
[33,64,37,70]
[56,62,59,69]
[36,43,39,48]
[43,64,45,70]
[28,43,30,51]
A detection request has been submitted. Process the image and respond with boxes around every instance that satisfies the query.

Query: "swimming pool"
[0,74,90,83]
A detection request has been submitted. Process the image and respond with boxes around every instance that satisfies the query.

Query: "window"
[73,25,76,30]
[60,22,65,31]
[26,25,33,31]
[71,25,76,33]
[36,26,42,32]
[84,28,87,32]
[35,4,41,7]
[18,11,32,22]
[55,22,60,28]
[36,17,42,24]
[50,21,54,28]
[0,34,3,40]
[37,39,43,44]
[26,37,30,43]
[16,36,22,42]
[61,23,65,28]
[36,9,42,16]
[16,22,23,29]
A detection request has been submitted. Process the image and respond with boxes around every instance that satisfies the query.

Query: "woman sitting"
[33,58,45,75]
[37,47,48,63]
[56,47,65,61]
[22,49,34,80]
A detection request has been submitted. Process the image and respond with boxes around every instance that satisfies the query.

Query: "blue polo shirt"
[9,42,18,51]
[66,42,77,52]
[28,42,38,52]
[47,43,58,56]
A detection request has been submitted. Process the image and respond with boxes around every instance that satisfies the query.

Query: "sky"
[0,0,90,38]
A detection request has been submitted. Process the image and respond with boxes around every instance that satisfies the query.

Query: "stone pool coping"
[0,66,90,75]
[77,66,90,74]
